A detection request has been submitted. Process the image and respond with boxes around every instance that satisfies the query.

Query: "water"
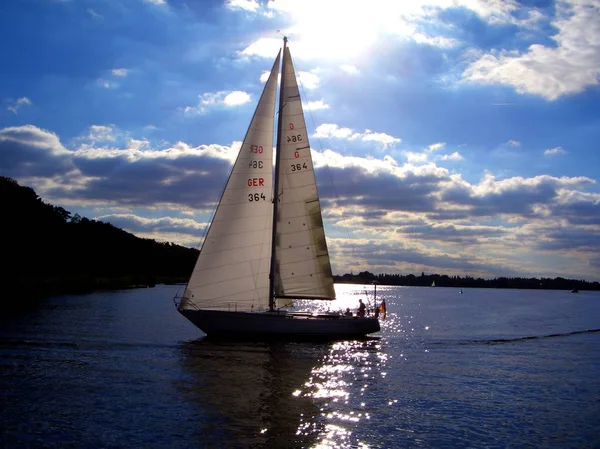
[1,285,599,448]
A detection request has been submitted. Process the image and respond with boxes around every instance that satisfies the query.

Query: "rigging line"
[297,74,362,276]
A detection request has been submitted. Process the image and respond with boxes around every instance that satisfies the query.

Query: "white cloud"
[463,0,600,100]
[412,33,459,48]
[544,146,567,156]
[87,125,115,142]
[223,91,251,106]
[340,64,360,75]
[507,140,521,147]
[112,68,129,77]
[314,123,354,139]
[406,152,429,164]
[184,90,251,115]
[303,100,330,110]
[426,142,446,152]
[361,130,401,148]
[70,136,241,165]
[240,37,281,58]
[297,71,320,89]
[144,0,167,5]
[226,0,259,12]
[6,97,32,114]
[314,123,401,148]
[0,125,70,156]
[439,151,464,161]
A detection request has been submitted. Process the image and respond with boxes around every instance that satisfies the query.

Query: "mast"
[268,36,287,311]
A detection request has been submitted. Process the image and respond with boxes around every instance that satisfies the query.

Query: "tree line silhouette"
[334,271,599,291]
[1,176,198,306]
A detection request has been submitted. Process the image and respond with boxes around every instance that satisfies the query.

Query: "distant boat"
[571,288,579,293]
[459,289,463,294]
[174,37,380,339]
[431,281,436,287]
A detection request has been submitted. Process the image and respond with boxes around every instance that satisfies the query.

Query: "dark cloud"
[399,223,507,244]
[330,239,522,277]
[552,200,600,226]
[0,125,74,177]
[441,179,559,217]
[536,228,600,252]
[317,166,440,212]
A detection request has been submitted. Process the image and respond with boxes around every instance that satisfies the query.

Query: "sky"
[1,0,599,281]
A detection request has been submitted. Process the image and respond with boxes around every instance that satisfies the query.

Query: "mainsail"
[181,51,281,312]
[272,43,336,301]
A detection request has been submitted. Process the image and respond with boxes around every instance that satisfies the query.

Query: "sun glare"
[268,0,424,61]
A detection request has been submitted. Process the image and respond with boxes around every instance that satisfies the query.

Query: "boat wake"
[429,328,600,347]
[468,328,600,345]
[481,328,600,344]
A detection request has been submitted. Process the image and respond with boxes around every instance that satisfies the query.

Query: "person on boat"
[358,299,366,317]
[344,307,352,316]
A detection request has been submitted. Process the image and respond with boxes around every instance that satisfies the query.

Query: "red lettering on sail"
[248,178,265,187]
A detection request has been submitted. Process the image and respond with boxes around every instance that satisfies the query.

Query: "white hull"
[179,309,380,340]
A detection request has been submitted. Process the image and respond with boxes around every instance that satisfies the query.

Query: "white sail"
[181,51,281,312]
[274,46,335,300]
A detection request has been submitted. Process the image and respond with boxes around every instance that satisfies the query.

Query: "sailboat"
[175,38,380,339]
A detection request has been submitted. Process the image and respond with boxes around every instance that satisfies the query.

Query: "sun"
[267,0,422,61]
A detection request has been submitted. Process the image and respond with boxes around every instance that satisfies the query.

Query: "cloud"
[361,130,401,148]
[240,37,281,58]
[303,100,329,111]
[237,0,543,63]
[463,0,600,100]
[438,152,464,161]
[0,125,74,177]
[3,124,599,279]
[97,214,207,237]
[412,33,459,48]
[340,64,360,75]
[6,97,32,114]
[297,71,320,89]
[225,0,259,12]
[405,152,429,164]
[87,125,116,142]
[87,8,102,19]
[426,142,445,152]
[314,123,401,148]
[111,68,129,77]
[184,90,251,115]
[96,79,118,89]
[507,140,521,147]
[544,146,567,156]
[223,91,251,106]
[440,172,595,218]
[144,0,167,5]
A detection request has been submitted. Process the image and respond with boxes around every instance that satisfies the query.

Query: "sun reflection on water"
[294,338,389,448]
[290,285,422,448]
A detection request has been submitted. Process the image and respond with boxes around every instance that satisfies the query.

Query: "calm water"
[1,285,599,448]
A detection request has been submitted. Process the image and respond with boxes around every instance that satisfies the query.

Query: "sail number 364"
[248,193,266,202]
